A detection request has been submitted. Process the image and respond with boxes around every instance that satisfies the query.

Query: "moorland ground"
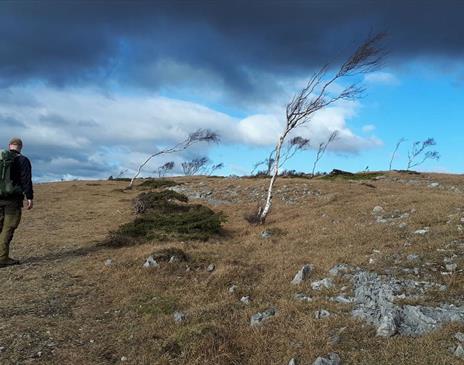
[2,171,464,364]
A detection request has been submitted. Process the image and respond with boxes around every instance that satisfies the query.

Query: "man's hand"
[26,199,33,210]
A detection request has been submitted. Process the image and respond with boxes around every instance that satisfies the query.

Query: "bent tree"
[128,129,219,188]
[257,32,386,224]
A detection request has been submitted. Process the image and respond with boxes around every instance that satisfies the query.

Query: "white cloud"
[0,84,382,180]
[364,72,400,86]
[362,124,376,133]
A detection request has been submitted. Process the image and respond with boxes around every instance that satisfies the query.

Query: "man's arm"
[19,156,33,209]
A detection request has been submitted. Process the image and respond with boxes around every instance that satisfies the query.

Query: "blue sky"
[1,1,463,180]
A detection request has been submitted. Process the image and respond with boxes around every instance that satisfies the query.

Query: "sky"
[1,0,464,181]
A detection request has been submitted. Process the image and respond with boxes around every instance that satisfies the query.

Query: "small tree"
[207,162,224,176]
[256,32,385,224]
[389,137,406,171]
[128,129,219,188]
[407,138,440,170]
[311,131,338,177]
[251,136,310,176]
[157,161,175,177]
[182,157,210,176]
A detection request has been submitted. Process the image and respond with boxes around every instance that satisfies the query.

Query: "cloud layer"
[1,85,380,180]
[1,1,464,99]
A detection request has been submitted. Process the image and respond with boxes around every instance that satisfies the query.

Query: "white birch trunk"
[259,134,286,224]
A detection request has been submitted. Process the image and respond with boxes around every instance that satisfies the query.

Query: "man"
[0,138,33,267]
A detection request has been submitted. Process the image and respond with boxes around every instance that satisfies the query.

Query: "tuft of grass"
[136,295,178,316]
[138,179,178,189]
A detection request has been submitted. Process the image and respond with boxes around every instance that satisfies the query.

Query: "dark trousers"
[0,199,22,260]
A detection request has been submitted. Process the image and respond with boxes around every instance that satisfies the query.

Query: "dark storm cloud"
[1,1,464,95]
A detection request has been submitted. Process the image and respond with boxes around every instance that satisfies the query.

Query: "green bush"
[138,179,178,189]
[103,189,226,247]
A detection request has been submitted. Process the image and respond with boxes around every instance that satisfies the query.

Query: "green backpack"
[0,150,22,198]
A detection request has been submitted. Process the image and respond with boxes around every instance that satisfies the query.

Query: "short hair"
[9,137,23,147]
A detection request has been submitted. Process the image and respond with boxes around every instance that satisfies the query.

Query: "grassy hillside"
[2,172,464,364]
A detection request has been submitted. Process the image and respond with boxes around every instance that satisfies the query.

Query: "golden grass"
[1,172,464,364]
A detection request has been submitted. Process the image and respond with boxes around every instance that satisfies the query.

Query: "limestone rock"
[414,227,430,235]
[315,309,331,319]
[329,264,351,277]
[294,293,312,302]
[240,296,251,305]
[143,256,159,268]
[173,311,186,323]
[250,308,276,326]
[291,264,313,285]
[455,345,464,359]
[455,332,464,343]
[313,352,342,365]
[311,278,334,290]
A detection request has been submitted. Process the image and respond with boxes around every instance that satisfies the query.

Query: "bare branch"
[128,128,220,188]
[311,131,338,177]
[389,137,406,171]
[407,138,440,169]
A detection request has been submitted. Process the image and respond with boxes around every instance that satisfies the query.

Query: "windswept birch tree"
[256,32,385,224]
[407,138,440,170]
[311,131,338,177]
[389,137,406,171]
[128,129,219,188]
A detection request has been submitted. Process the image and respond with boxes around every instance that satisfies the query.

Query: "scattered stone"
[173,311,186,323]
[455,345,464,359]
[261,230,272,239]
[315,309,331,319]
[104,259,113,267]
[333,295,354,304]
[295,293,312,302]
[240,296,251,305]
[121,356,128,362]
[143,256,159,268]
[311,278,334,290]
[428,182,440,188]
[372,206,384,214]
[446,263,457,272]
[455,332,464,343]
[228,285,238,293]
[407,254,419,261]
[399,223,408,229]
[207,264,215,272]
[0,347,4,353]
[313,352,342,365]
[329,264,351,277]
[168,256,178,264]
[250,308,277,326]
[414,227,430,235]
[288,358,297,365]
[352,271,464,337]
[291,264,313,285]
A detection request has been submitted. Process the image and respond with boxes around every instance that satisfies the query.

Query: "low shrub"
[138,179,178,189]
[103,189,226,247]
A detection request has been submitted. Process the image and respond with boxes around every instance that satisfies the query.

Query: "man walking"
[0,138,33,267]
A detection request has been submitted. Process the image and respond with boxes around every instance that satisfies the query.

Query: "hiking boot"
[0,258,20,267]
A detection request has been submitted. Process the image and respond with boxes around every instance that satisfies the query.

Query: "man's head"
[9,137,23,152]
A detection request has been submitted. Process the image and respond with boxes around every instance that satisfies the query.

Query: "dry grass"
[2,172,464,364]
